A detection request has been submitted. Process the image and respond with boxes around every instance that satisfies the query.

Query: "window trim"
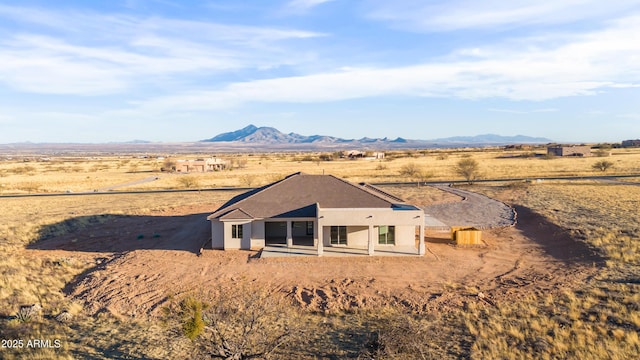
[231,224,243,239]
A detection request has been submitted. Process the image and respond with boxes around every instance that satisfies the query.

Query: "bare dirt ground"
[23,190,603,318]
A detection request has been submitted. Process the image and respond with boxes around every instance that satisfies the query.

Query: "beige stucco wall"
[318,208,423,227]
[211,220,224,249]
[321,225,368,247]
[320,225,416,248]
[212,208,422,251]
[218,221,252,250]
[393,225,416,247]
[251,221,265,248]
[347,226,368,247]
[318,207,423,249]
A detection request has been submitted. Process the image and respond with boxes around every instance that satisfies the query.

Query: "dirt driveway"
[423,185,516,228]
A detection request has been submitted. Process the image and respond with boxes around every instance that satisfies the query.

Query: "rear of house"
[207,173,426,256]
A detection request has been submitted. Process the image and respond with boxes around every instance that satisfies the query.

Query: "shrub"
[455,158,480,184]
[592,160,614,172]
[318,154,334,161]
[162,159,177,172]
[15,304,41,323]
[164,287,302,358]
[177,176,199,189]
[239,174,257,186]
[375,163,388,171]
[399,163,421,178]
[181,297,207,340]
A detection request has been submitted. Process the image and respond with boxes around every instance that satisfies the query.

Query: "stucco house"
[547,145,591,157]
[207,172,426,256]
[175,157,229,172]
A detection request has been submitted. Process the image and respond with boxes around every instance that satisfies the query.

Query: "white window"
[232,224,243,239]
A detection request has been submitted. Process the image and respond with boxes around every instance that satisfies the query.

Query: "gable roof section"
[218,208,254,220]
[208,172,411,220]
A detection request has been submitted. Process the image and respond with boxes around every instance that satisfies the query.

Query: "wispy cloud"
[1,2,639,126]
[365,0,640,31]
[286,0,336,13]
[489,108,558,114]
[124,14,640,114]
[0,5,325,94]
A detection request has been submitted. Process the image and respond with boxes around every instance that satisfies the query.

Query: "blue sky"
[1,0,639,143]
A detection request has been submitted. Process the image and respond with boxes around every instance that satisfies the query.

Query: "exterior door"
[330,226,347,245]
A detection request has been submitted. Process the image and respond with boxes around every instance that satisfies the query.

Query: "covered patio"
[260,243,421,258]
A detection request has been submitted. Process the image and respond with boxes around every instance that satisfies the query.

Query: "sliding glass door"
[330,226,347,245]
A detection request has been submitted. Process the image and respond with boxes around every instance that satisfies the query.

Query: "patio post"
[368,225,375,256]
[317,225,323,256]
[418,224,425,255]
[286,221,293,247]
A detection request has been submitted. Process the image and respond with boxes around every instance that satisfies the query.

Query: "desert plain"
[1,146,639,359]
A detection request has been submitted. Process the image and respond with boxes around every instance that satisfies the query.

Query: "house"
[371,152,385,160]
[346,150,366,159]
[175,157,229,172]
[622,139,640,148]
[547,145,591,157]
[207,172,426,256]
[344,150,385,160]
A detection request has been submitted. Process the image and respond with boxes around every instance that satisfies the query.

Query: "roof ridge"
[359,183,406,203]
[328,174,399,205]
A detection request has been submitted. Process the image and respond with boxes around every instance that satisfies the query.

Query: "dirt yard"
[24,192,602,318]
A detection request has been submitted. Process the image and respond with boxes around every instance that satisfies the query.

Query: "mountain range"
[201,125,551,147]
[0,125,553,154]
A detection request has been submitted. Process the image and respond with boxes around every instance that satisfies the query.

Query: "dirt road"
[95,176,160,192]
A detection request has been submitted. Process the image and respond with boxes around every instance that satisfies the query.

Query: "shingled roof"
[208,172,412,220]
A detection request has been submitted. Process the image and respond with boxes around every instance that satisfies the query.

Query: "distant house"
[622,139,640,148]
[207,172,426,256]
[504,144,534,150]
[345,150,385,160]
[346,150,366,159]
[371,152,385,160]
[175,157,228,172]
[547,145,592,157]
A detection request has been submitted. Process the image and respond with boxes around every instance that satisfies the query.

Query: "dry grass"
[2,148,640,193]
[1,149,640,358]
[0,192,235,359]
[463,182,640,359]
[464,286,640,359]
